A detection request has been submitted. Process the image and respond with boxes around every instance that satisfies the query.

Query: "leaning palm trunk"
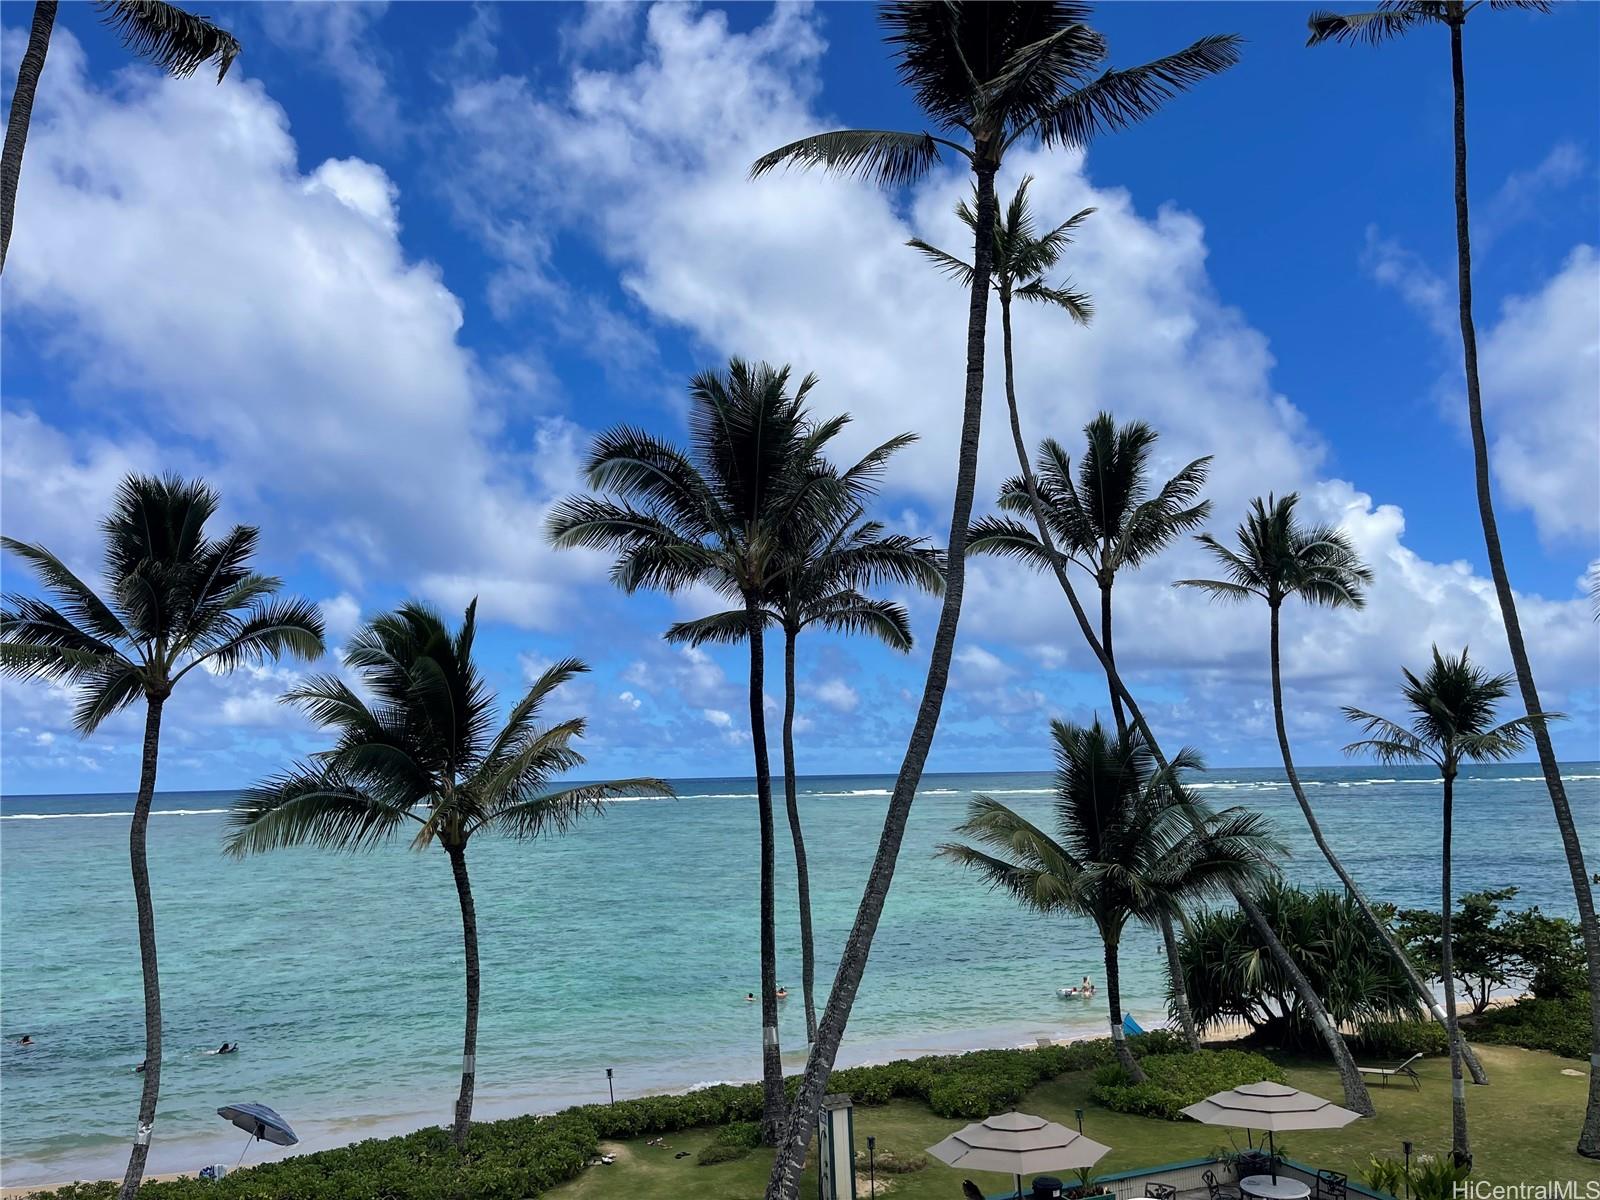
[1268,603,1488,1084]
[446,842,480,1151]
[764,165,1001,1200]
[1,0,56,274]
[1447,15,1600,1154]
[1098,577,1128,739]
[747,597,786,1143]
[1158,911,1202,1052]
[118,697,166,1200]
[782,628,819,1045]
[1440,772,1470,1164]
[995,281,1374,1118]
[1104,938,1144,1082]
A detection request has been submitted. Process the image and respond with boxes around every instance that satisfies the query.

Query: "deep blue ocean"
[2,762,1596,1185]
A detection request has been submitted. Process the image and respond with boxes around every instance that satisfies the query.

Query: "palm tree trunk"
[763,163,1000,1200]
[1159,910,1202,1052]
[0,0,55,275]
[1447,13,1600,1154]
[118,695,165,1200]
[747,596,786,1145]
[782,626,819,1045]
[1440,771,1470,1166]
[1268,602,1488,1083]
[1099,579,1127,740]
[1105,938,1145,1082]
[993,214,1375,1124]
[446,842,479,1151]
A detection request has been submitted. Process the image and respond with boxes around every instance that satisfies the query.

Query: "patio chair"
[1315,1169,1348,1200]
[962,1180,985,1200]
[1145,1184,1178,1200]
[1203,1169,1242,1200]
[1357,1051,1423,1089]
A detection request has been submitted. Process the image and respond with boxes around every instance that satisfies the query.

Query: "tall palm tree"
[667,474,944,1046]
[939,720,1281,1082]
[970,415,1210,1047]
[1175,494,1489,1082]
[1344,646,1550,1167]
[1,0,240,273]
[0,474,324,1200]
[547,358,850,1144]
[751,9,1242,1188]
[1308,3,1600,1157]
[225,602,668,1151]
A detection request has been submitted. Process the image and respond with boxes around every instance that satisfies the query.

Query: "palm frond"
[491,778,675,840]
[1014,280,1093,323]
[966,516,1061,573]
[751,129,955,185]
[1172,577,1256,604]
[907,237,977,288]
[665,609,765,647]
[805,592,914,651]
[177,596,324,679]
[96,0,241,82]
[0,537,130,644]
[225,767,415,857]
[1306,6,1440,47]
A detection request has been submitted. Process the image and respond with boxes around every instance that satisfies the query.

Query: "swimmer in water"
[775,986,788,999]
[745,993,756,1002]
[18,1035,34,1046]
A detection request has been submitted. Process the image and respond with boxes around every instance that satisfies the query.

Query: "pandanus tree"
[547,358,852,1144]
[1344,646,1550,1167]
[2,0,240,273]
[750,8,1244,1187]
[225,602,668,1151]
[1175,494,1491,1083]
[1308,2,1600,1158]
[666,443,945,1045]
[0,474,324,1200]
[939,720,1282,1082]
[971,415,1211,1046]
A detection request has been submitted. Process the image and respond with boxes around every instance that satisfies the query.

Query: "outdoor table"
[1239,1176,1311,1200]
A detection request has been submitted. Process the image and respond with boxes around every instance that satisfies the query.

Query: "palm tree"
[0,474,323,1200]
[939,720,1281,1082]
[225,602,668,1151]
[1,0,240,273]
[751,9,1242,1188]
[667,466,944,1046]
[1308,2,1600,1157]
[1344,646,1550,1167]
[970,415,1210,1047]
[548,358,851,1144]
[1175,494,1491,1081]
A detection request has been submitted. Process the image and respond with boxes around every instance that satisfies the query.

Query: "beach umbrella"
[1180,1080,1359,1183]
[928,1110,1110,1199]
[217,1101,298,1167]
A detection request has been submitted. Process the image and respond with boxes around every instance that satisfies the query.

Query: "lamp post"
[606,1067,614,1105]
[867,1135,876,1197]
[1402,1140,1412,1198]
[1074,1108,1084,1134]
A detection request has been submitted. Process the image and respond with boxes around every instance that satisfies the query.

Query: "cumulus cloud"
[257,2,404,147]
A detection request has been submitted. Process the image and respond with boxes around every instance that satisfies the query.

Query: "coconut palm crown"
[1176,492,1372,611]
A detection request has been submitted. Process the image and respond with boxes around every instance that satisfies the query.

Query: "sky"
[1,1,1596,795]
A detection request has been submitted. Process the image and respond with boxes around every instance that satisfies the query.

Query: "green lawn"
[546,1044,1599,1199]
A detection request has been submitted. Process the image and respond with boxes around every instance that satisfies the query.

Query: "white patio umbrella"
[1180,1080,1360,1183]
[929,1110,1110,1199]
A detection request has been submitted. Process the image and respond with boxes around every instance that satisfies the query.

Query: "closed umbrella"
[1180,1080,1359,1183]
[217,1101,298,1167]
[929,1110,1110,1199]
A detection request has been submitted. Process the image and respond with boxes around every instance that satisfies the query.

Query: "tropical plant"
[225,601,668,1151]
[547,358,851,1143]
[1174,493,1487,1078]
[1344,645,1550,1166]
[666,436,944,1045]
[1,1,240,273]
[938,719,1281,1082]
[1176,882,1424,1048]
[969,413,1211,1046]
[749,7,1242,1188]
[0,474,324,1199]
[1309,1,1600,1159]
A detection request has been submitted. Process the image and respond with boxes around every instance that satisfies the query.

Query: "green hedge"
[1089,1048,1287,1121]
[1347,1018,1450,1060]
[1471,994,1588,1060]
[21,1032,1183,1199]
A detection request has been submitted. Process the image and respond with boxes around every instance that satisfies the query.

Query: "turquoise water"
[2,762,1596,1185]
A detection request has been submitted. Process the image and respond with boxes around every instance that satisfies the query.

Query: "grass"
[545,1044,1600,1198]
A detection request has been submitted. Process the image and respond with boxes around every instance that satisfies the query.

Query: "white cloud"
[257,2,403,147]
[812,678,859,713]
[318,593,362,646]
[702,707,733,729]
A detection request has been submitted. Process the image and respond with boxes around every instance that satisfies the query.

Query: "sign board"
[816,1093,856,1200]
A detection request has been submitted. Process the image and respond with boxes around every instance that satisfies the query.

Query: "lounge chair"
[1315,1169,1349,1200]
[1204,1169,1242,1200]
[1357,1051,1423,1089]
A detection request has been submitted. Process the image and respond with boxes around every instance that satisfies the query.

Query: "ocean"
[1,762,1596,1186]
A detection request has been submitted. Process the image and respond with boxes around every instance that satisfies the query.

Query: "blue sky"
[2,1,1596,794]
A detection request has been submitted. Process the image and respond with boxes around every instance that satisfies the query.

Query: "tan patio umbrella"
[929,1110,1111,1199]
[1180,1080,1361,1183]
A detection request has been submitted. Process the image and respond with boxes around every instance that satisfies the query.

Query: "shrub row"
[1089,1048,1286,1121]
[1469,993,1588,1060]
[23,1031,1183,1200]
[1346,1018,1450,1060]
[695,1119,762,1166]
